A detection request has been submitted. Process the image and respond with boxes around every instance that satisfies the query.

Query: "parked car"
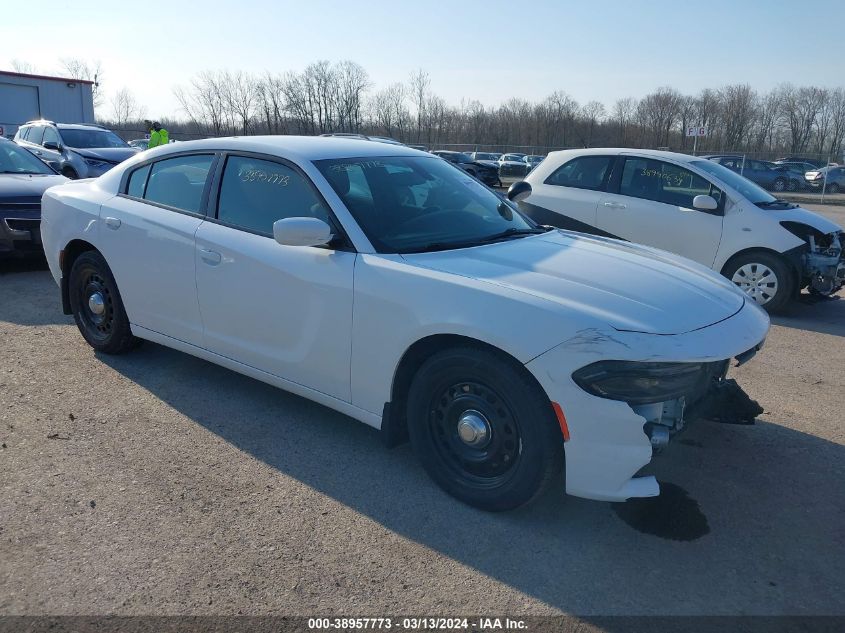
[498,153,529,178]
[524,155,545,172]
[41,136,770,510]
[14,121,137,179]
[431,150,501,187]
[805,165,845,193]
[703,155,802,192]
[128,139,149,151]
[775,156,827,169]
[470,152,500,162]
[516,148,844,312]
[775,161,818,185]
[0,137,68,256]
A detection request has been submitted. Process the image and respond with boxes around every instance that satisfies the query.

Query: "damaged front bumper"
[804,232,845,296]
[526,300,769,502]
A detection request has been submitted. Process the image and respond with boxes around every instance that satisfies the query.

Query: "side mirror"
[43,141,61,151]
[273,217,334,247]
[507,180,532,203]
[693,194,718,211]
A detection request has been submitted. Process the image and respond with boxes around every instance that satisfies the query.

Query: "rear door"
[523,154,615,233]
[596,156,724,267]
[100,152,217,346]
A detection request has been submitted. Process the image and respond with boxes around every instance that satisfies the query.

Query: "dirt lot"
[1,207,844,618]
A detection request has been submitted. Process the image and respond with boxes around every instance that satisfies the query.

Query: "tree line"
[102,60,845,159]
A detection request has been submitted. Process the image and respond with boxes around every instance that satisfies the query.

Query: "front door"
[194,153,355,401]
[596,156,724,267]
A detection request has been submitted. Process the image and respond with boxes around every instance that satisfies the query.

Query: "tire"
[723,251,794,314]
[827,183,840,194]
[68,251,140,354]
[406,347,564,511]
[787,179,799,192]
[772,177,786,193]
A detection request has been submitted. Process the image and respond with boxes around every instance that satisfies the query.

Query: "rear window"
[545,156,614,191]
[140,155,214,213]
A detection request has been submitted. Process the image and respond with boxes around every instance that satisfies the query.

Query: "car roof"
[547,147,715,164]
[140,135,426,162]
[55,123,109,130]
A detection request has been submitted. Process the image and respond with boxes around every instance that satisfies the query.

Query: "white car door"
[523,154,615,233]
[194,154,355,402]
[98,153,217,346]
[596,156,724,267]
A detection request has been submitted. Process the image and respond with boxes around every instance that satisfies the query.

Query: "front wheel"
[787,179,799,192]
[68,251,140,354]
[406,347,564,511]
[827,182,841,194]
[772,177,786,192]
[723,252,794,314]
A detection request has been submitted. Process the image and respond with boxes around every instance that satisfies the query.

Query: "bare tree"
[110,88,144,128]
[612,97,637,146]
[717,84,756,149]
[408,69,430,143]
[637,87,682,147]
[578,101,606,147]
[11,59,37,73]
[779,84,827,153]
[60,58,104,108]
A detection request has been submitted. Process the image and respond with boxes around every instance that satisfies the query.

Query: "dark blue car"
[703,155,803,192]
[0,138,68,257]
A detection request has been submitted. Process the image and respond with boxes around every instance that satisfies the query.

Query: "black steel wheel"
[69,251,139,354]
[407,347,564,511]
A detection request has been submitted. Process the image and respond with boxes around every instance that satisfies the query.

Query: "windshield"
[315,156,536,253]
[59,129,129,149]
[691,160,776,204]
[475,153,496,161]
[503,154,522,162]
[0,142,55,175]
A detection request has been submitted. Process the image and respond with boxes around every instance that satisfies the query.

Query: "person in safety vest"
[144,120,169,148]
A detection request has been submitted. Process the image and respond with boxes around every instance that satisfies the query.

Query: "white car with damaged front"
[40,137,769,510]
[517,148,844,313]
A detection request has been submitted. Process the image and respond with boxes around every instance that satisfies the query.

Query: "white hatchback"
[41,137,769,510]
[518,148,844,312]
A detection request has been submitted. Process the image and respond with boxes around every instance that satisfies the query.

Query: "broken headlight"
[572,361,706,405]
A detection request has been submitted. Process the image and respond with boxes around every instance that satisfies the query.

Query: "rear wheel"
[827,182,841,194]
[407,347,564,511]
[787,179,799,192]
[772,177,786,192]
[69,251,139,354]
[723,252,793,314]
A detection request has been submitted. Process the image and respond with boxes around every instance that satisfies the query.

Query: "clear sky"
[3,0,843,119]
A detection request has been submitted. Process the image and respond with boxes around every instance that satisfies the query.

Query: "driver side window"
[217,156,331,236]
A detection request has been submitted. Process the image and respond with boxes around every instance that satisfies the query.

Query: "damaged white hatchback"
[41,137,769,510]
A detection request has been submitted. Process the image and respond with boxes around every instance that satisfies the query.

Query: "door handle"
[199,249,222,265]
[104,217,121,229]
[603,201,627,209]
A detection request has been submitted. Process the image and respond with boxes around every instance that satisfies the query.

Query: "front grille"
[0,202,40,212]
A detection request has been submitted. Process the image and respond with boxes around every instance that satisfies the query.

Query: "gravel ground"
[1,207,843,617]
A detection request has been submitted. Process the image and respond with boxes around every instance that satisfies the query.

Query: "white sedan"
[41,137,769,510]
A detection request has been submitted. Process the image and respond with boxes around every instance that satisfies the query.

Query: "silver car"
[14,121,137,179]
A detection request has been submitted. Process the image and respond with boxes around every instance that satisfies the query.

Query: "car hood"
[769,206,842,233]
[70,147,137,163]
[0,173,69,204]
[473,160,499,169]
[401,231,746,335]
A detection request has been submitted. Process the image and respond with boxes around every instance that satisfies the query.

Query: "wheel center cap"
[88,292,105,315]
[457,410,491,448]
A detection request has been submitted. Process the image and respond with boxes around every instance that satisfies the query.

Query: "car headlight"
[572,360,708,405]
[84,158,111,169]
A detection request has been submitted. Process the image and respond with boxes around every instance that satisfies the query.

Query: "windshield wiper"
[403,227,550,254]
[0,170,44,174]
[756,199,796,209]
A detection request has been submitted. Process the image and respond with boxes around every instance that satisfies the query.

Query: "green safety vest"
[148,128,169,148]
